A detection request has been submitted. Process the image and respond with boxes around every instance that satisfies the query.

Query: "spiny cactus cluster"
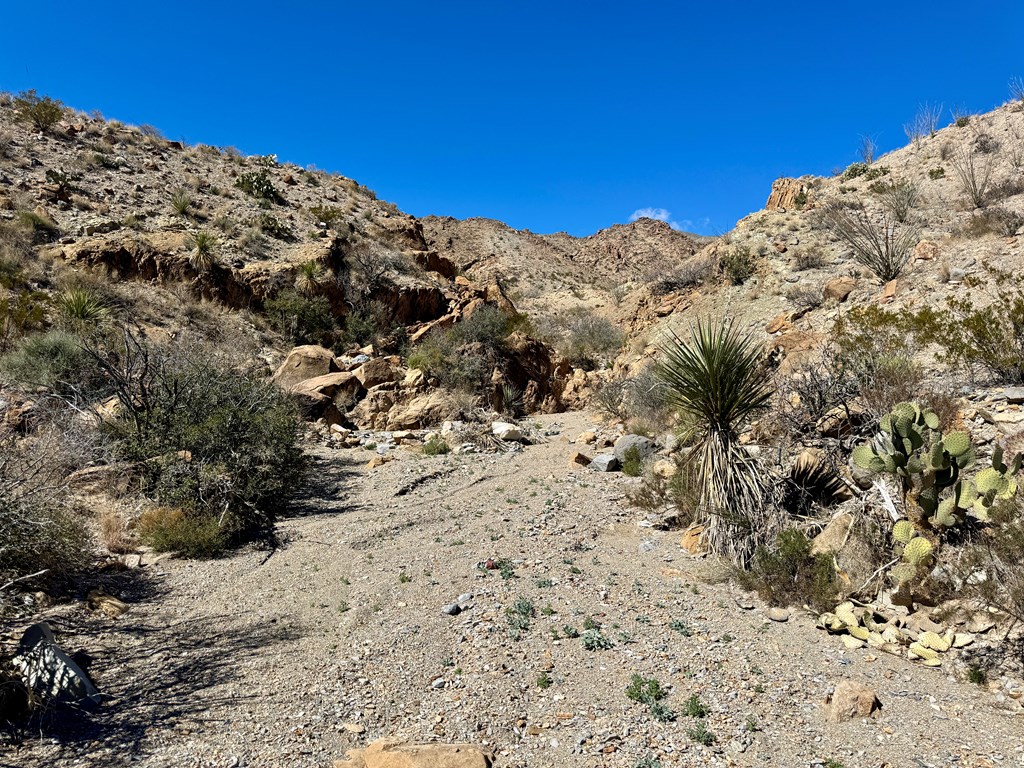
[890,520,934,584]
[852,401,1021,529]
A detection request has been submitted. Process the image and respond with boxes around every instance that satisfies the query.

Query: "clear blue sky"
[3,2,1022,236]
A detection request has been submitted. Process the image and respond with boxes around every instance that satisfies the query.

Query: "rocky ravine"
[8,411,1023,768]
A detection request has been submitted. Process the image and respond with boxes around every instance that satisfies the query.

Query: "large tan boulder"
[355,357,403,389]
[273,346,339,390]
[333,739,493,768]
[823,276,857,303]
[386,391,453,430]
[293,372,365,411]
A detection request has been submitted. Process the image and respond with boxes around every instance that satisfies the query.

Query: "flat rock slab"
[334,739,494,768]
[12,622,101,706]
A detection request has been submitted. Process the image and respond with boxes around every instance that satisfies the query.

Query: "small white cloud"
[629,207,681,230]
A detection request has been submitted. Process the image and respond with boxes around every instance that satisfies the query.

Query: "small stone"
[767,607,790,622]
[342,722,365,734]
[569,451,592,468]
[492,422,523,441]
[441,604,461,616]
[825,679,881,723]
[430,678,447,690]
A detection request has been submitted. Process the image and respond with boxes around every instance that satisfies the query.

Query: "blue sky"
[2,2,1022,236]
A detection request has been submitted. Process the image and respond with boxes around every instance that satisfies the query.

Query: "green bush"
[103,337,306,544]
[407,306,518,392]
[0,290,47,354]
[746,529,838,612]
[556,308,623,370]
[1,329,108,402]
[265,290,337,345]
[255,213,292,240]
[721,246,756,285]
[621,445,644,477]
[13,90,63,133]
[137,506,226,558]
[422,436,450,455]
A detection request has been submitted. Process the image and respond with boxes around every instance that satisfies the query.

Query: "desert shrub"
[407,307,516,392]
[235,169,279,202]
[875,179,920,223]
[958,207,1024,238]
[0,290,47,354]
[238,228,270,258]
[785,285,823,310]
[656,319,777,565]
[308,205,346,227]
[745,529,838,612]
[793,249,827,271]
[422,436,450,456]
[12,90,63,133]
[554,308,622,370]
[0,433,89,592]
[16,211,59,242]
[842,162,890,181]
[254,213,292,240]
[137,506,226,558]
[294,260,328,296]
[346,241,404,296]
[949,143,993,208]
[100,334,306,545]
[1,330,108,402]
[973,132,999,155]
[626,463,699,522]
[904,102,942,146]
[960,496,1024,624]
[820,201,918,281]
[646,254,716,295]
[265,290,336,345]
[621,445,644,477]
[901,269,1024,384]
[0,130,13,158]
[721,246,756,285]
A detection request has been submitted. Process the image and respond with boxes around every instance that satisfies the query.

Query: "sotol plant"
[655,318,775,565]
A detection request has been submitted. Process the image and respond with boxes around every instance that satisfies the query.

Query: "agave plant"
[57,287,109,326]
[655,318,775,564]
[294,259,326,296]
[170,188,193,217]
[187,230,218,272]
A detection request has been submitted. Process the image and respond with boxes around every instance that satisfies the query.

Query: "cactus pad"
[943,431,971,457]
[903,536,934,565]
[893,520,916,544]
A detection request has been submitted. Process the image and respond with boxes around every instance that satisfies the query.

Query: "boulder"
[824,680,881,723]
[355,357,403,389]
[590,454,620,472]
[386,391,452,430]
[569,451,592,468]
[765,177,809,212]
[274,346,339,390]
[491,422,523,441]
[613,434,657,462]
[333,739,493,768]
[293,372,365,411]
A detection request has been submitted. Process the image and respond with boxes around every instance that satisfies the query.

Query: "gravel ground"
[6,411,1024,768]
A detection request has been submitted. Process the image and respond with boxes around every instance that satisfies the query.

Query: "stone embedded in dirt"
[810,513,854,556]
[86,588,129,617]
[367,455,394,469]
[568,451,592,468]
[767,607,791,622]
[491,422,523,441]
[441,603,461,616]
[12,623,102,707]
[333,739,494,768]
[589,453,620,472]
[824,679,881,723]
[679,523,707,554]
[576,431,597,444]
[823,276,857,302]
[613,434,657,462]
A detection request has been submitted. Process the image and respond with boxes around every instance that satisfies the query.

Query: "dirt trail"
[10,412,1024,768]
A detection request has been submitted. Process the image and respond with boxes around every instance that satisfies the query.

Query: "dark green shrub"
[308,205,346,226]
[1,329,108,402]
[407,306,517,392]
[721,246,756,285]
[422,436,450,455]
[255,213,292,240]
[102,336,306,544]
[746,528,838,612]
[621,445,644,477]
[265,290,336,345]
[13,90,63,133]
[928,167,945,180]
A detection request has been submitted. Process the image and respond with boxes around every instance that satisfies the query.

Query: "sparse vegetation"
[820,201,918,281]
[949,142,993,208]
[13,90,63,133]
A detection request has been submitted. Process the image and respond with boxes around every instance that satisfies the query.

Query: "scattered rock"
[491,422,523,442]
[824,679,881,723]
[767,607,791,622]
[86,588,129,617]
[441,604,462,617]
[333,739,494,768]
[823,276,857,302]
[568,451,592,468]
[273,345,339,390]
[613,434,657,462]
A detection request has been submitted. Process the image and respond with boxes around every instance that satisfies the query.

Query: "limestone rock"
[765,177,808,211]
[824,679,881,723]
[590,454,620,472]
[491,422,523,441]
[355,357,403,389]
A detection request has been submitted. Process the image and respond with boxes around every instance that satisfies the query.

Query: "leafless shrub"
[973,132,999,155]
[859,134,877,165]
[347,241,403,296]
[949,143,994,208]
[792,248,827,271]
[820,201,919,281]
[904,102,943,147]
[877,179,921,223]
[785,285,823,310]
[1009,76,1024,104]
[0,130,13,158]
[646,254,716,295]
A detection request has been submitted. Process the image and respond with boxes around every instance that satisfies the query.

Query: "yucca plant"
[294,259,326,296]
[57,287,110,327]
[655,318,776,565]
[170,188,193,217]
[187,230,218,272]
